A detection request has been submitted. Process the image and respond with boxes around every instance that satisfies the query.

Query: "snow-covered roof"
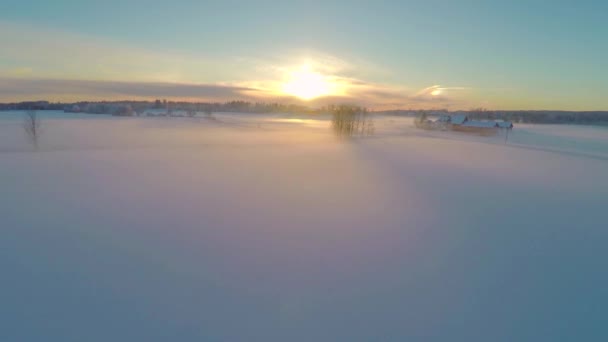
[462,121,498,128]
[450,114,468,125]
[437,115,451,123]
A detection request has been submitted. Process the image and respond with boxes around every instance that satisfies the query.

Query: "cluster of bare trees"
[331,105,375,138]
[414,110,430,129]
[23,110,41,149]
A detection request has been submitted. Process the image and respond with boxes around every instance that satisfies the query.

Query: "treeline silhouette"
[0,100,324,115]
[2,101,608,125]
[378,108,608,125]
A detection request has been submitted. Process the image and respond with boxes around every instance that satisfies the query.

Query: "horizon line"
[2,99,608,113]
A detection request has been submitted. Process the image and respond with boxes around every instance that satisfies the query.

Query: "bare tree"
[414,110,429,128]
[23,110,41,149]
[331,105,373,138]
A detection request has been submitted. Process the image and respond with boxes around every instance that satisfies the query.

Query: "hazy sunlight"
[281,65,335,100]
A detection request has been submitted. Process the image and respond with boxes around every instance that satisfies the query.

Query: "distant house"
[437,115,451,123]
[450,114,468,125]
[454,120,499,135]
[462,121,499,128]
[497,121,514,129]
[429,114,513,135]
[432,114,468,129]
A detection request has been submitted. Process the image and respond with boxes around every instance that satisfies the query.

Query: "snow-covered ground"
[1,111,607,341]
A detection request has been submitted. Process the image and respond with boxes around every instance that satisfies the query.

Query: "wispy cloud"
[0,77,472,109]
[233,51,473,109]
[0,21,228,83]
[0,78,259,102]
[0,21,473,108]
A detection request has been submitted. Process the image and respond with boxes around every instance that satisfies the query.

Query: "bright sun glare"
[282,65,333,100]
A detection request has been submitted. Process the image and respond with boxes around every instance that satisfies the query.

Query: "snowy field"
[1,111,607,341]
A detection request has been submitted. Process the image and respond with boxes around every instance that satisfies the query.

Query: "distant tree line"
[0,101,62,111]
[461,108,608,125]
[2,101,608,125]
[378,108,608,125]
[0,100,327,115]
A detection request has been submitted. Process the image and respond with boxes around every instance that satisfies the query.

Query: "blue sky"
[1,0,607,109]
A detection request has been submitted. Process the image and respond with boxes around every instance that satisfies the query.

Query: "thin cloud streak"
[0,22,473,108]
[0,77,473,109]
[0,78,260,102]
[0,21,230,83]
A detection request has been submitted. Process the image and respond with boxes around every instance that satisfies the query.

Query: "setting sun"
[281,65,334,100]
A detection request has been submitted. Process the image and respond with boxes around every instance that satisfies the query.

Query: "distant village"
[0,100,321,116]
[380,109,608,125]
[65,102,198,118]
[1,100,608,125]
[416,113,513,135]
